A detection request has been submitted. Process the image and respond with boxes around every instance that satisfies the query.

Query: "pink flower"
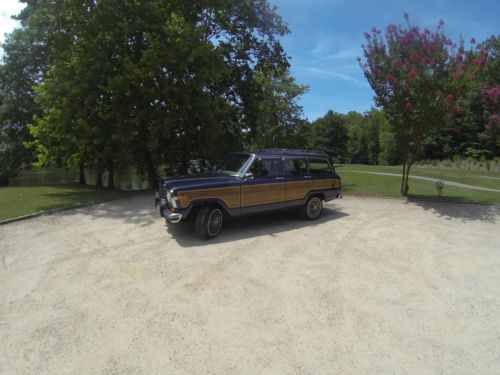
[438,19,444,27]
[356,56,362,62]
[470,37,476,44]
[403,12,409,21]
[364,32,371,40]
[386,73,394,82]
[402,81,409,91]
[446,94,454,102]
[405,102,413,110]
[487,114,500,130]
[456,53,463,62]
[372,67,381,75]
[409,69,416,78]
[480,85,500,102]
[481,50,488,57]
[451,105,461,114]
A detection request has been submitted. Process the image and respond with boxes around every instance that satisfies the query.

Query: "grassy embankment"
[337,164,500,204]
[0,185,144,221]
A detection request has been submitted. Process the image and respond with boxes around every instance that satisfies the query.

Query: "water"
[9,167,152,190]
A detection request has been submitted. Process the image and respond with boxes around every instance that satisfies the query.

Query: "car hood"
[161,174,241,192]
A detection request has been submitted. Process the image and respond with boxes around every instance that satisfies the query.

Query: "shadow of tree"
[165,207,349,247]
[406,195,499,223]
[56,192,157,227]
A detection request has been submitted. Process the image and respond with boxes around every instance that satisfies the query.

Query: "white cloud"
[310,33,363,64]
[298,66,367,86]
[316,48,359,62]
[0,0,25,47]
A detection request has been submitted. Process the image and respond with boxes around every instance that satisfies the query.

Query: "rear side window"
[283,158,307,176]
[249,158,281,178]
[309,159,332,175]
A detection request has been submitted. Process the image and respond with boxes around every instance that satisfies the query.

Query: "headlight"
[166,190,171,202]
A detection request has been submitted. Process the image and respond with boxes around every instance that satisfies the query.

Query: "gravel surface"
[1,195,499,374]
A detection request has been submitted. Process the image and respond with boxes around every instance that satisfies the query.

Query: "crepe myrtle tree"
[480,85,500,153]
[359,13,486,195]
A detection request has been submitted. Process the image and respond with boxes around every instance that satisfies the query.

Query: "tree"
[477,36,500,156]
[345,109,386,165]
[0,21,50,185]
[359,14,484,195]
[26,0,301,187]
[244,66,308,150]
[302,110,348,162]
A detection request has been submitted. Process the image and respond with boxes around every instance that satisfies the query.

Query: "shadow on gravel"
[406,196,499,223]
[165,207,349,247]
[60,192,157,227]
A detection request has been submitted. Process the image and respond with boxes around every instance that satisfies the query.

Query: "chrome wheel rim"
[207,209,223,236]
[307,198,322,218]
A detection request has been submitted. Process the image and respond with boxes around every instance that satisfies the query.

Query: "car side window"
[309,158,332,175]
[249,158,281,178]
[283,158,307,176]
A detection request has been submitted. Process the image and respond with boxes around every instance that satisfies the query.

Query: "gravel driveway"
[1,195,499,374]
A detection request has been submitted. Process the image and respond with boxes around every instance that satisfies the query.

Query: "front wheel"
[300,196,323,220]
[195,206,224,240]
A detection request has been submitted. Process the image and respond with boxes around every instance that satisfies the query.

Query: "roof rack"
[256,148,328,155]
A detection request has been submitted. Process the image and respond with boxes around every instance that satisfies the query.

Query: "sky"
[0,0,24,48]
[1,0,499,120]
[270,0,500,120]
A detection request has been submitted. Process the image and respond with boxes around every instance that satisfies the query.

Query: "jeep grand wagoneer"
[155,149,341,239]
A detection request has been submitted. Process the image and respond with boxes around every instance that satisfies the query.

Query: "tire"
[300,196,323,220]
[195,206,224,240]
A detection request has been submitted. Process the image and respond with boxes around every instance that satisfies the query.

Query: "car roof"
[230,149,329,158]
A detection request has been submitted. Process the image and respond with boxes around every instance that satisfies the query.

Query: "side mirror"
[244,172,253,180]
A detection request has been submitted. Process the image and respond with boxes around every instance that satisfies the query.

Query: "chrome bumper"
[155,193,183,223]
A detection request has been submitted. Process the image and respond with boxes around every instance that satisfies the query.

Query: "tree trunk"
[404,159,413,195]
[143,146,158,189]
[400,157,413,196]
[0,175,9,186]
[107,159,114,190]
[96,159,103,188]
[79,163,86,185]
[179,144,189,175]
[400,158,407,196]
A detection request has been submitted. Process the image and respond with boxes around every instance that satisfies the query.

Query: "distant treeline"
[300,103,499,166]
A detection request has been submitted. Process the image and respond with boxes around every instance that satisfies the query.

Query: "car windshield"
[218,154,252,176]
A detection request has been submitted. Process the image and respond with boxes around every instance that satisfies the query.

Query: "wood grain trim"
[177,186,240,209]
[313,178,341,190]
[241,183,285,207]
[285,180,312,201]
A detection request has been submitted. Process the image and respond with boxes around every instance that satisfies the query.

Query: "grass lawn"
[336,164,500,205]
[0,185,147,221]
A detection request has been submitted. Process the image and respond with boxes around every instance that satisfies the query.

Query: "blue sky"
[270,0,500,120]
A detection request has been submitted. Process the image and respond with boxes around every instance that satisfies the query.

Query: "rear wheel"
[195,206,223,240]
[300,196,323,220]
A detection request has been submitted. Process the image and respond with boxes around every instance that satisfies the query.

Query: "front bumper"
[155,193,183,223]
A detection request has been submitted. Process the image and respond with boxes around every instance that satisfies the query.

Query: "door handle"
[304,175,312,179]
[275,177,284,180]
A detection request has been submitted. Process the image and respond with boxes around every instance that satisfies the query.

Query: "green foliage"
[0,22,50,184]
[5,0,305,187]
[360,15,486,194]
[305,110,348,162]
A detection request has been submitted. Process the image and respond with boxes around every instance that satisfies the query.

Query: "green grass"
[336,164,500,205]
[0,184,145,221]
